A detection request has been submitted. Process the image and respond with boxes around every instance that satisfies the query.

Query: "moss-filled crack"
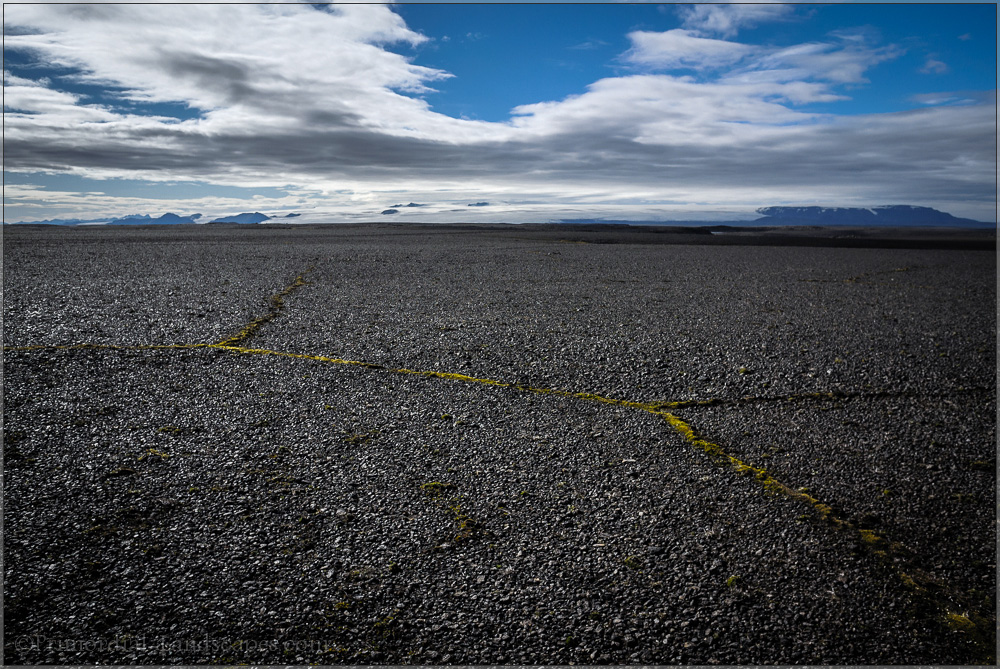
[200,344,993,658]
[648,410,992,661]
[215,268,313,346]
[3,263,993,662]
[4,268,314,353]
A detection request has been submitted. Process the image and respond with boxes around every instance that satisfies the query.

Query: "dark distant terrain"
[3,223,995,665]
[7,203,995,232]
[509,222,995,250]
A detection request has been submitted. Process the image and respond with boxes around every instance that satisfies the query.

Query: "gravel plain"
[3,223,996,665]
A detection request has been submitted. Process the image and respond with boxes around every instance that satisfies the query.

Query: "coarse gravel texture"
[3,223,996,665]
[2,226,316,348]
[684,394,995,606]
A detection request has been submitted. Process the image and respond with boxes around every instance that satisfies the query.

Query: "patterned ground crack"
[3,264,993,662]
[215,268,313,347]
[203,344,994,659]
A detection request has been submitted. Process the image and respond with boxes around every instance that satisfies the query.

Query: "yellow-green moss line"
[207,342,993,644]
[4,263,991,656]
[2,338,981,591]
[205,344,903,545]
[4,269,315,354]
[214,268,313,347]
[649,407,991,656]
[654,410,848,525]
[0,339,982,565]
[2,338,973,558]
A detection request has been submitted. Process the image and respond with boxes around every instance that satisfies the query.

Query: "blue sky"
[395,4,995,119]
[3,2,996,224]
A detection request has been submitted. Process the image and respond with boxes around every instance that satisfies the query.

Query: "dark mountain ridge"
[754,205,988,227]
[108,212,201,225]
[209,212,270,224]
[5,205,990,227]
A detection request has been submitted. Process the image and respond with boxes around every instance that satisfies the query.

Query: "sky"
[3,2,997,224]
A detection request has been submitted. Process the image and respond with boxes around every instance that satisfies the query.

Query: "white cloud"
[3,72,118,121]
[510,74,825,147]
[568,39,610,51]
[741,41,903,85]
[1,4,995,224]
[676,4,794,38]
[625,26,901,105]
[1,182,317,222]
[910,90,994,107]
[625,30,753,70]
[3,4,453,125]
[920,57,949,75]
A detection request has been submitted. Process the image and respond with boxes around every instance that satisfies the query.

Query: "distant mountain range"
[2,217,104,226]
[559,205,991,228]
[754,205,987,227]
[5,211,302,225]
[108,212,202,225]
[209,212,270,224]
[5,205,990,227]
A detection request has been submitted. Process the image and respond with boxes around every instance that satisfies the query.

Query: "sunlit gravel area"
[2,226,318,348]
[3,223,995,664]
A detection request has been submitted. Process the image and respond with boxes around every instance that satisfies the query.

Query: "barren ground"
[3,223,995,664]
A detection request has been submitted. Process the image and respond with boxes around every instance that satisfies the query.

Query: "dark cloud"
[155,51,260,105]
[4,99,994,211]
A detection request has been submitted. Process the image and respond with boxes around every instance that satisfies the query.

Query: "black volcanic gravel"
[3,223,996,664]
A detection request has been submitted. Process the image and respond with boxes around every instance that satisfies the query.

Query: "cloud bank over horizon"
[3,3,996,223]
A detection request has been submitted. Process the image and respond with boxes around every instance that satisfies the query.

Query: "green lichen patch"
[858,529,884,546]
[138,448,172,461]
[623,555,643,570]
[944,612,976,633]
[969,459,994,472]
[420,481,456,496]
[343,432,374,445]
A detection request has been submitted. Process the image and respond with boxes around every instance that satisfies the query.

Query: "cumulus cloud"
[2,3,995,223]
[731,40,903,86]
[625,30,753,70]
[3,4,464,134]
[676,4,794,38]
[623,25,902,107]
